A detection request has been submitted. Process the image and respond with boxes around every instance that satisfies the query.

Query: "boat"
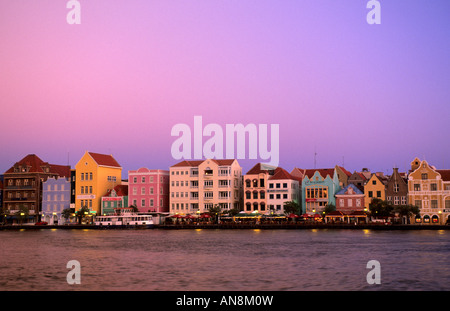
[94,207,154,229]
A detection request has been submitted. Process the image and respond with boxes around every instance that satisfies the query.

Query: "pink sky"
[1,1,449,177]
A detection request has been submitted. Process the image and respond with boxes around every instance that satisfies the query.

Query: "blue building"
[301,168,342,215]
[42,177,71,225]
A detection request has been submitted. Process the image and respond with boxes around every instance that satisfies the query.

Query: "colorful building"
[128,168,169,213]
[335,183,365,214]
[243,163,277,214]
[385,167,408,207]
[2,154,71,224]
[408,158,450,225]
[75,151,122,215]
[42,176,71,225]
[267,167,301,215]
[101,185,128,215]
[169,159,242,214]
[364,173,387,209]
[301,167,341,215]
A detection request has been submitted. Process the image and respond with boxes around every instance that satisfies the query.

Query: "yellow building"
[364,173,387,209]
[408,158,450,225]
[75,151,122,215]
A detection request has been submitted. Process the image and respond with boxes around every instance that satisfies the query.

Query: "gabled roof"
[49,164,71,178]
[88,152,121,168]
[105,185,128,197]
[336,183,364,196]
[304,168,335,179]
[337,166,352,177]
[246,163,277,175]
[269,167,297,181]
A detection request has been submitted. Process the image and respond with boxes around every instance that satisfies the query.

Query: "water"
[1,228,449,291]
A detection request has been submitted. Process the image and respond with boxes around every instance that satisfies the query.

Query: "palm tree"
[283,201,301,215]
[76,206,90,224]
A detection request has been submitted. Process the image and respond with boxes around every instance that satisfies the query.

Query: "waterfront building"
[301,167,341,215]
[347,171,367,191]
[243,163,277,214]
[385,167,408,207]
[128,168,169,213]
[101,185,128,215]
[74,151,122,215]
[335,166,352,187]
[267,167,301,215]
[169,159,242,214]
[364,173,388,209]
[2,154,71,224]
[408,157,450,225]
[42,176,71,225]
[335,183,365,214]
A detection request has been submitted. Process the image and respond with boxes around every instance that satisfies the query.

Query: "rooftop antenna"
[314,147,317,169]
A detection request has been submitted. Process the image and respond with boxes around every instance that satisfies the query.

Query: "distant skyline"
[1,1,449,178]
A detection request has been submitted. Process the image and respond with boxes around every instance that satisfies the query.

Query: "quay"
[1,223,449,230]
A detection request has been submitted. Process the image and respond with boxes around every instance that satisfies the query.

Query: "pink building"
[128,168,169,213]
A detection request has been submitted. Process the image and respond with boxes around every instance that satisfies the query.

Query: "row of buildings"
[1,152,449,225]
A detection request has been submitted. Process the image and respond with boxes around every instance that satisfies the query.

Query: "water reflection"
[0,229,449,291]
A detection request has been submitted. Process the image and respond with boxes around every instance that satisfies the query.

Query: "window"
[204,192,213,198]
[376,191,381,198]
[431,184,437,191]
[283,194,288,199]
[150,187,154,194]
[150,199,154,207]
[142,199,146,207]
[414,184,420,191]
[372,180,376,185]
[431,200,438,209]
[368,191,373,198]
[133,177,137,183]
[253,192,258,199]
[276,183,280,189]
[394,183,399,193]
[141,187,145,195]
[269,183,274,189]
[204,180,213,187]
[414,200,422,208]
[283,183,287,188]
[252,179,258,187]
[142,177,145,183]
[421,173,428,180]
[89,173,93,180]
[356,199,361,207]
[246,192,251,199]
[348,199,352,207]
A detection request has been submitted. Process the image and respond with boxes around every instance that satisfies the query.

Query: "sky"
[1,0,449,178]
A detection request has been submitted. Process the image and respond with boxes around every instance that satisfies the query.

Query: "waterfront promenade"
[1,223,449,230]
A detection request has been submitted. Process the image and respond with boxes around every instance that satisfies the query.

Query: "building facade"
[301,168,341,215]
[408,158,450,224]
[75,151,122,215]
[128,168,169,213]
[101,185,128,215]
[267,167,301,215]
[2,154,71,224]
[169,159,242,214]
[42,177,71,225]
[335,183,365,214]
[243,163,277,214]
[385,167,408,207]
[364,173,387,209]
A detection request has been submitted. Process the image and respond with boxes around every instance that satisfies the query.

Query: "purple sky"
[1,1,449,178]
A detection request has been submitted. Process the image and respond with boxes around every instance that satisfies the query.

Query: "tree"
[129,204,139,213]
[394,204,420,224]
[323,204,336,215]
[76,206,90,224]
[223,208,240,217]
[283,201,300,215]
[208,204,222,223]
[369,198,394,218]
[62,208,73,223]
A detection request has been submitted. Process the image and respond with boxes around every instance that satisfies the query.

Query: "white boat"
[94,207,154,229]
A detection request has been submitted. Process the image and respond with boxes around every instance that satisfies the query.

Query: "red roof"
[338,166,352,177]
[89,152,121,168]
[5,154,70,177]
[437,170,450,181]
[269,167,298,181]
[304,168,335,179]
[246,163,277,175]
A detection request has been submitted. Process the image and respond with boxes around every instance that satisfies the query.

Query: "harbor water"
[1,228,449,291]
